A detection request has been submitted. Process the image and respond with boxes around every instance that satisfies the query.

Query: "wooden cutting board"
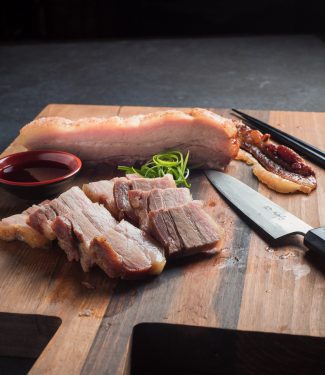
[0,104,324,375]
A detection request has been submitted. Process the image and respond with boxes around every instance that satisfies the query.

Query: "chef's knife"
[204,170,325,257]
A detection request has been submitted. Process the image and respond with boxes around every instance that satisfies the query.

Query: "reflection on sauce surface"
[0,160,71,182]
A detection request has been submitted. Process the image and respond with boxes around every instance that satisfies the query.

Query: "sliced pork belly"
[17,108,239,170]
[149,201,221,258]
[113,174,176,222]
[29,187,118,270]
[0,204,50,248]
[82,178,119,219]
[113,177,136,222]
[28,203,57,241]
[91,220,166,279]
[28,186,165,278]
[114,220,166,275]
[129,187,192,231]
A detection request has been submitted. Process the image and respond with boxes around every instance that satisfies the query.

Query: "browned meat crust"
[235,121,317,194]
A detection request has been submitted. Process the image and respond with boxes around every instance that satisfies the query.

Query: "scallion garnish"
[118,151,191,188]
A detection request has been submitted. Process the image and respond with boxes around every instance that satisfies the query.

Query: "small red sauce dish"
[0,150,82,200]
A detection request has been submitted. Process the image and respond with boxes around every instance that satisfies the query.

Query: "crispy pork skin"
[129,188,192,231]
[235,121,317,194]
[17,109,239,170]
[0,205,50,248]
[149,201,221,257]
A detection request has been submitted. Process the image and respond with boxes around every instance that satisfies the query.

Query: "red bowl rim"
[0,150,82,187]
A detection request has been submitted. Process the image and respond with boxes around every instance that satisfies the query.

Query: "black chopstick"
[231,109,325,169]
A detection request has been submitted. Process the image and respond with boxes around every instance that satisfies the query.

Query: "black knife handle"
[304,227,325,257]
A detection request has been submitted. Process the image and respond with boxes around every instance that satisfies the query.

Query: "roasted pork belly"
[235,121,317,194]
[129,188,192,231]
[17,108,239,170]
[149,201,221,257]
[0,204,50,248]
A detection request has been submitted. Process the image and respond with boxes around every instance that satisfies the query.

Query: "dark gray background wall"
[1,35,325,152]
[1,1,325,152]
[1,0,325,40]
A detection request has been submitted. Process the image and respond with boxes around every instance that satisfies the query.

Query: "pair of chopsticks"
[232,109,325,169]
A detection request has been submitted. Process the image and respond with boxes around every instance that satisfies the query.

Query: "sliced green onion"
[118,151,191,188]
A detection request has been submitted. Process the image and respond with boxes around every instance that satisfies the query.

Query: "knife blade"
[204,170,325,257]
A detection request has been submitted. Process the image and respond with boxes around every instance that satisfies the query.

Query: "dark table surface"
[1,34,325,152]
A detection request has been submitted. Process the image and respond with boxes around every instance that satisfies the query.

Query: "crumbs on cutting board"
[283,263,310,280]
[78,309,93,317]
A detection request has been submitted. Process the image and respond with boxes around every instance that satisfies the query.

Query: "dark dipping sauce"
[0,160,71,183]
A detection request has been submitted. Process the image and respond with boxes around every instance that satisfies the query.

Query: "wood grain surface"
[0,104,324,375]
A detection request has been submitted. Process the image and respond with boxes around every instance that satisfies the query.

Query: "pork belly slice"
[91,220,166,279]
[82,178,119,219]
[0,204,50,248]
[114,220,166,275]
[52,187,117,270]
[149,201,221,258]
[17,108,239,170]
[29,186,118,270]
[113,174,176,222]
[129,187,192,231]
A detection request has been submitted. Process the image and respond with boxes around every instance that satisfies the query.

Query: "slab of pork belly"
[113,174,176,222]
[0,204,50,248]
[149,201,221,257]
[128,188,192,231]
[91,220,165,279]
[18,109,239,170]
